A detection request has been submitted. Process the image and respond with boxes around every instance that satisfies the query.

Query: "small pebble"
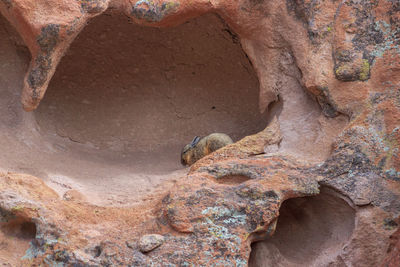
[126,240,135,249]
[138,234,164,253]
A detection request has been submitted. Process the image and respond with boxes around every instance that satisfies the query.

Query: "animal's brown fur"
[181,133,233,166]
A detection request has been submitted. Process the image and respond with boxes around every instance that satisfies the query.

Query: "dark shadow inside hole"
[93,245,102,258]
[1,217,37,240]
[0,209,37,264]
[19,221,37,239]
[249,187,355,267]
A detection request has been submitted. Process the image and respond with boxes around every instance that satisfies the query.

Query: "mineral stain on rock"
[27,24,60,97]
[37,24,60,53]
[27,55,53,92]
[131,0,179,22]
[79,0,108,14]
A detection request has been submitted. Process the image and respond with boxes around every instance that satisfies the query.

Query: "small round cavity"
[249,188,355,266]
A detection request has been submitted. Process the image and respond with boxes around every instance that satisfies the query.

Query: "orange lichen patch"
[374,0,395,21]
[370,51,400,93]
[333,3,357,50]
[379,102,400,135]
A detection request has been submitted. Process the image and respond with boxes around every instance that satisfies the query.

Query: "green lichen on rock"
[334,59,371,82]
[359,59,370,81]
[11,204,24,211]
[334,63,355,81]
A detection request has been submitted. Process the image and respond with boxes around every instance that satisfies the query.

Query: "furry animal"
[181,133,233,166]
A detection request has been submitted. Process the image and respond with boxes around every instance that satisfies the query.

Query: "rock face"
[0,0,399,266]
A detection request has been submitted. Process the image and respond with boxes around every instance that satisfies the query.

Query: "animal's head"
[181,136,201,166]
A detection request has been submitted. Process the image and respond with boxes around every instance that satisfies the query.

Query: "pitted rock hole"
[34,12,267,172]
[0,210,37,264]
[249,188,355,266]
[1,218,37,240]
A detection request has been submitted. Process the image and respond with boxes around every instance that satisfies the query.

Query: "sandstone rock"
[0,0,398,266]
[63,189,87,202]
[126,240,136,249]
[138,234,165,253]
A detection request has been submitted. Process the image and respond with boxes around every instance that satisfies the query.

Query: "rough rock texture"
[249,187,356,266]
[138,234,165,253]
[0,0,399,266]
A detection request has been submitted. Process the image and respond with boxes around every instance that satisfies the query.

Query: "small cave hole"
[249,187,355,266]
[0,213,37,264]
[93,245,102,258]
[1,216,37,240]
[19,221,37,240]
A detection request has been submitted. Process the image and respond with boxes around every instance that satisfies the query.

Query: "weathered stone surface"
[383,226,400,266]
[0,0,399,266]
[138,234,165,252]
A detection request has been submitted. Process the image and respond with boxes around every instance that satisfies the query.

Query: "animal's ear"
[190,136,201,147]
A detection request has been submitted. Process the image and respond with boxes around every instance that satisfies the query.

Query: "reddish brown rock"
[0,0,399,266]
[383,225,400,267]
[138,234,165,253]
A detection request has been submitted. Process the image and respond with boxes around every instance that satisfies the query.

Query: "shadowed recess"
[0,10,267,206]
[0,210,37,263]
[34,11,267,172]
[249,187,355,266]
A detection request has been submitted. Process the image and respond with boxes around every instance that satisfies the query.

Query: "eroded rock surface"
[0,0,399,266]
[138,234,165,253]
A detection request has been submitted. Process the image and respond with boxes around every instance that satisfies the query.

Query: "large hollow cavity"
[249,187,356,266]
[35,11,266,170]
[0,12,266,205]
